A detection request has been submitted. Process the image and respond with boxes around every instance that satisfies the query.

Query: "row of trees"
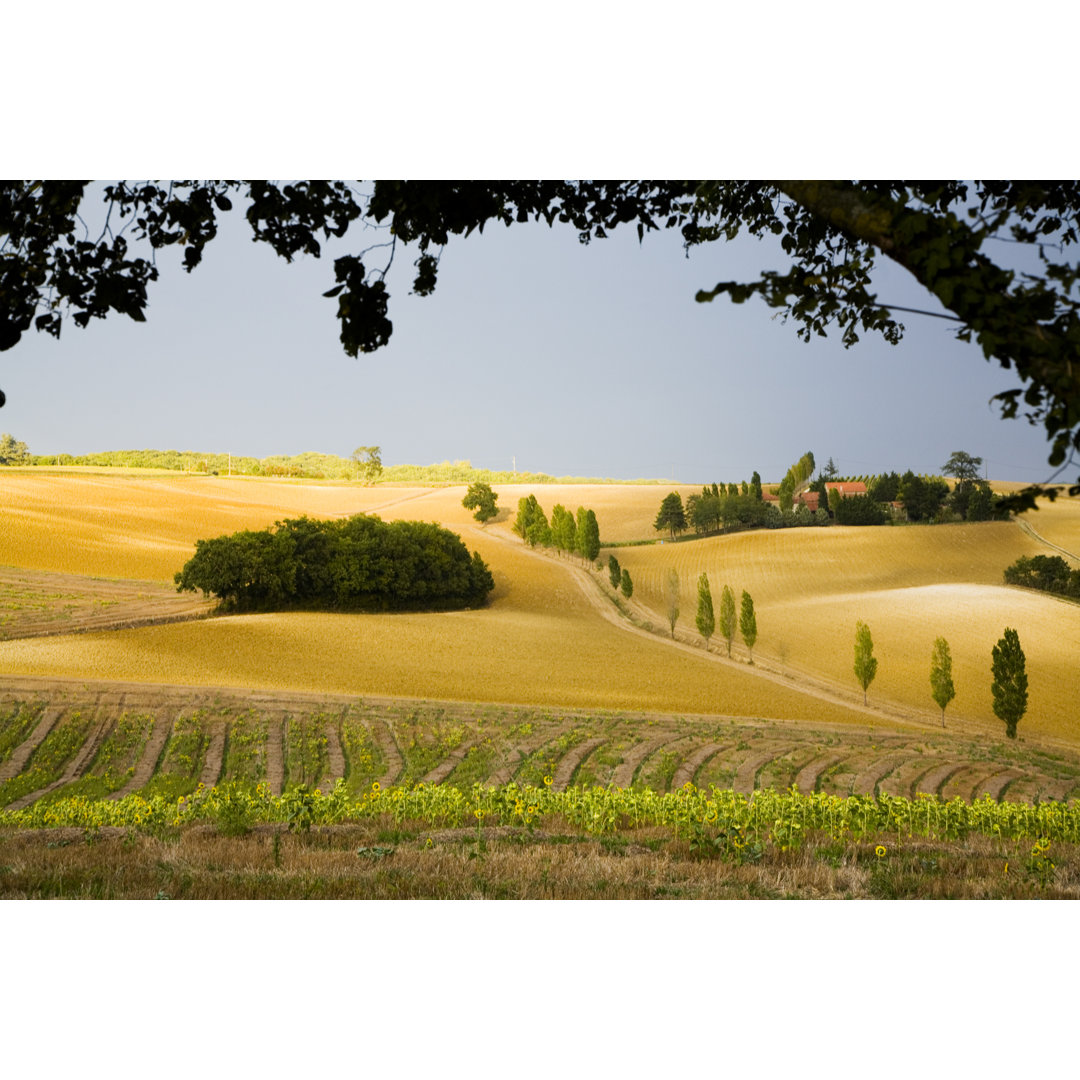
[1004,554,1080,600]
[656,487,828,539]
[174,514,495,612]
[512,495,601,562]
[853,623,1028,738]
[683,573,757,660]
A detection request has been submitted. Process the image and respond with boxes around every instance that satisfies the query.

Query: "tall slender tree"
[608,554,622,590]
[930,637,956,727]
[854,621,878,705]
[620,568,633,599]
[719,585,737,657]
[739,590,757,663]
[695,573,715,650]
[991,628,1028,739]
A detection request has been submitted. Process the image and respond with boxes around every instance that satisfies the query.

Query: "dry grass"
[2,822,1076,899]
[1018,494,1080,559]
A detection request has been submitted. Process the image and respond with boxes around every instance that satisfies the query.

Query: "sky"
[0,183,1063,486]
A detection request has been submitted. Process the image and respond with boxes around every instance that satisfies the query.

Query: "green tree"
[462,481,498,525]
[941,451,983,484]
[739,590,757,663]
[854,620,878,705]
[991,628,1028,739]
[608,554,622,590]
[351,445,382,484]
[750,471,763,500]
[665,569,680,639]
[718,585,737,657]
[513,494,550,548]
[930,637,956,727]
[550,504,576,556]
[695,573,715,650]
[654,492,686,540]
[576,507,600,563]
[0,433,29,465]
[6,182,1080,510]
[620,568,633,599]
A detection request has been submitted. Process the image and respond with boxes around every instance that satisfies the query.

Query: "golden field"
[612,519,1080,739]
[1,469,1077,739]
[0,471,864,722]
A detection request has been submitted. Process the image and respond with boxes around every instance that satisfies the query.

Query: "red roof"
[825,482,867,495]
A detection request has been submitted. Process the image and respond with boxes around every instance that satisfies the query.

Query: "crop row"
[3,782,1078,852]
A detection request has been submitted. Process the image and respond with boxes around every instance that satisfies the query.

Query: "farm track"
[1,675,1078,808]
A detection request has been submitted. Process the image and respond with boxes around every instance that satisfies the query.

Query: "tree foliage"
[577,508,601,563]
[854,621,878,705]
[832,493,887,526]
[550,504,576,556]
[174,514,494,612]
[1004,554,1080,599]
[0,432,30,465]
[608,554,622,590]
[718,585,737,657]
[462,481,498,525]
[991,628,1028,739]
[7,180,1080,507]
[695,573,715,649]
[351,445,382,484]
[739,590,757,662]
[930,637,956,727]
[513,495,550,548]
[654,492,687,540]
[620,568,633,599]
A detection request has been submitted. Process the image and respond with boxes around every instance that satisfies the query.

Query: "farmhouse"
[825,481,868,498]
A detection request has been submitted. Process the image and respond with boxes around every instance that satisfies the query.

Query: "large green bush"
[175,515,494,612]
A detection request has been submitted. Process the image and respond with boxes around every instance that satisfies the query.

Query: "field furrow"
[552,737,606,791]
[109,707,177,799]
[733,744,796,795]
[915,761,968,798]
[421,739,484,785]
[672,743,730,788]
[0,706,62,782]
[264,713,286,796]
[322,711,347,790]
[200,731,226,787]
[793,754,845,795]
[371,719,404,787]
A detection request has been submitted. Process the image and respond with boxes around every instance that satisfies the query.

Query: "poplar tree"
[991,628,1028,739]
[719,585,737,657]
[930,637,956,727]
[854,621,878,705]
[620,569,633,599]
[739,590,757,663]
[695,573,715,650]
[608,554,622,589]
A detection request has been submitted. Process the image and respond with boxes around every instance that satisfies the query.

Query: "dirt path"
[466,523,950,735]
[1015,518,1080,562]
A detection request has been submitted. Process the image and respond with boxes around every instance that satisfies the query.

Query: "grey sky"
[1,185,1057,485]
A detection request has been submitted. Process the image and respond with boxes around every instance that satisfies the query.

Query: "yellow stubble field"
[0,471,869,722]
[613,519,1080,739]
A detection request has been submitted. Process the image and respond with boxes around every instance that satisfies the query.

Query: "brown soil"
[672,743,730,789]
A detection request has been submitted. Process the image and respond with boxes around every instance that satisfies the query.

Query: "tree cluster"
[462,481,498,525]
[1004,555,1080,599]
[0,433,30,465]
[174,514,494,612]
[513,495,600,562]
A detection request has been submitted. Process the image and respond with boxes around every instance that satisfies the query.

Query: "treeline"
[656,481,829,540]
[513,495,601,562]
[19,446,659,485]
[174,515,494,612]
[1004,555,1080,600]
